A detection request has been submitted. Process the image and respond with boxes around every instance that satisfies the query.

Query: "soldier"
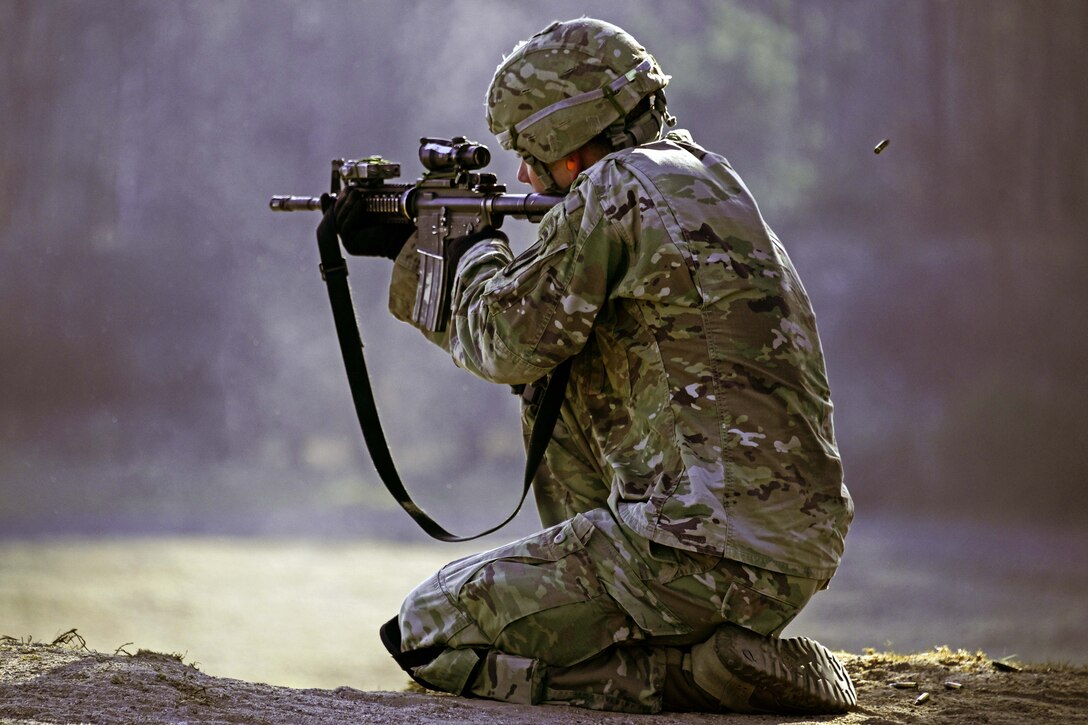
[330,17,856,714]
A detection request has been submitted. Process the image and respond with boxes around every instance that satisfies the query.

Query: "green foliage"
[659,2,816,218]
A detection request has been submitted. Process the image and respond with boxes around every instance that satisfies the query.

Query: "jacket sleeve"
[387,230,451,352]
[389,182,621,385]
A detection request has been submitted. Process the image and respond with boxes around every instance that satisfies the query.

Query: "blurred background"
[2,0,1085,688]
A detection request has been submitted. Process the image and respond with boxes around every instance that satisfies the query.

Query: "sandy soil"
[1,634,1085,724]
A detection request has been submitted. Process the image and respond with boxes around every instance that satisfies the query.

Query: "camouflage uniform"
[380,18,853,714]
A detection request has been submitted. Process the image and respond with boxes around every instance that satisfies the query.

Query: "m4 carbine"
[270,136,563,331]
[269,137,566,542]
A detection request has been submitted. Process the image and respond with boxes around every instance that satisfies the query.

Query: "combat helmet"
[486,17,674,192]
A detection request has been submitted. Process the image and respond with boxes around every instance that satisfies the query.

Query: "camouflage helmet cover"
[485,18,671,168]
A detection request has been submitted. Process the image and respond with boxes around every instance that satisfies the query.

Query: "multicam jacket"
[389,131,853,579]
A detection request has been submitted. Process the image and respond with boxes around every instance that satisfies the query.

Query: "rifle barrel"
[269,195,323,211]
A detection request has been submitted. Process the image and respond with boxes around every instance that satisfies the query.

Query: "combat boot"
[685,623,856,714]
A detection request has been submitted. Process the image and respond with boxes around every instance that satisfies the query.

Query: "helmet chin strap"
[522,153,565,194]
[606,91,674,150]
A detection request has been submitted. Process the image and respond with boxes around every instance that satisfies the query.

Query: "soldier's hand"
[329,187,415,259]
[447,227,509,262]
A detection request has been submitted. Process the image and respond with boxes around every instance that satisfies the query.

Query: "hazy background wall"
[2,0,1086,540]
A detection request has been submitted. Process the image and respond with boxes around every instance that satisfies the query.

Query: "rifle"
[269,137,567,542]
[271,136,562,331]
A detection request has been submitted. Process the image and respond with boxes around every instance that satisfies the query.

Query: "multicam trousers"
[385,507,824,713]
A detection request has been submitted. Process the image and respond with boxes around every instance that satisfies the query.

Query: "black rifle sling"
[315,222,570,542]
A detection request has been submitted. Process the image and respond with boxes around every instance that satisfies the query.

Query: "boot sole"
[715,624,857,713]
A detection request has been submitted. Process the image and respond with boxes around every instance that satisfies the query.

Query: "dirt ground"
[1,634,1085,724]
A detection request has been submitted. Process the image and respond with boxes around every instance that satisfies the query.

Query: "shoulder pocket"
[500,241,572,280]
